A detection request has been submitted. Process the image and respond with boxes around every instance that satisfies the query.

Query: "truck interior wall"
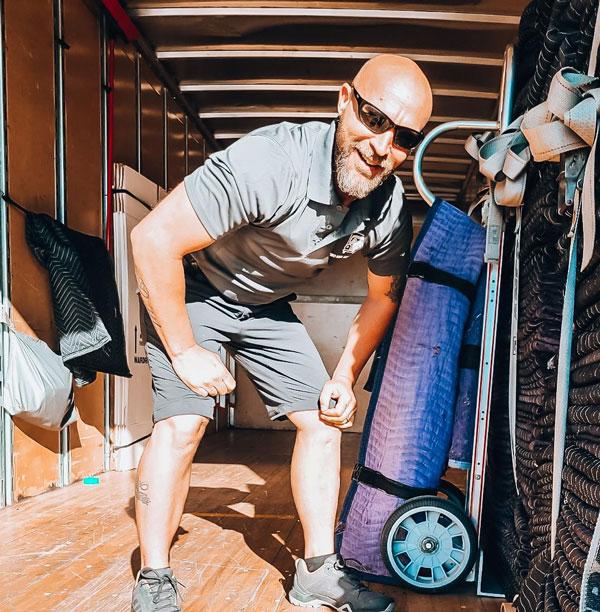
[166,97,186,189]
[112,42,137,170]
[140,62,165,189]
[63,0,105,481]
[2,0,210,500]
[4,0,61,499]
[187,128,205,173]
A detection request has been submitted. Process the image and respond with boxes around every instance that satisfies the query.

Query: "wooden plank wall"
[188,128,206,173]
[167,97,186,189]
[2,0,208,501]
[63,0,105,481]
[112,43,137,170]
[140,63,165,188]
[4,0,61,499]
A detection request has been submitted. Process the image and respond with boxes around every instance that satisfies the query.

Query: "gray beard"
[333,145,391,200]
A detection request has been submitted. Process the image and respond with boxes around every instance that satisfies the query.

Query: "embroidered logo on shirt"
[342,233,366,255]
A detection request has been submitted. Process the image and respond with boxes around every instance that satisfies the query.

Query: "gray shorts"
[143,265,330,422]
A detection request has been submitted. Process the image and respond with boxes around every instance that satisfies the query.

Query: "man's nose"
[370,129,394,158]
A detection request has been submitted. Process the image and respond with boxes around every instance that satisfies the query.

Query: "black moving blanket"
[25,212,131,386]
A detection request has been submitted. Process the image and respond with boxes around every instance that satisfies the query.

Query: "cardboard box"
[112,165,159,470]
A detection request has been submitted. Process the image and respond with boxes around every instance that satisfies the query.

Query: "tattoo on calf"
[135,479,151,505]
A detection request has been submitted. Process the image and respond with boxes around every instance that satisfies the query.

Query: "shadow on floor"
[124,429,319,590]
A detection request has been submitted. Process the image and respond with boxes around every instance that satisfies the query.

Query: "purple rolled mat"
[336,199,485,580]
[448,271,487,469]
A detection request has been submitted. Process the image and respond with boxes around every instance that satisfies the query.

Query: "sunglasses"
[351,86,424,152]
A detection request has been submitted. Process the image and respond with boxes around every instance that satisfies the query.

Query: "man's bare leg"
[135,414,209,568]
[286,410,395,611]
[287,410,342,558]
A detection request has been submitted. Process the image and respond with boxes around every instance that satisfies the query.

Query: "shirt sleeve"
[183,134,295,240]
[363,180,413,277]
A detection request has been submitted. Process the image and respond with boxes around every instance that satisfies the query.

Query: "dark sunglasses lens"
[394,128,423,150]
[359,103,389,133]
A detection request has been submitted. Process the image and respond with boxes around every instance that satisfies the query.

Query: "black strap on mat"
[460,344,481,370]
[352,464,437,499]
[407,261,476,302]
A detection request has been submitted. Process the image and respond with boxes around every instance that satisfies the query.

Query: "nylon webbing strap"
[553,5,600,565]
[407,261,477,302]
[351,464,437,499]
[508,208,522,493]
[550,225,578,560]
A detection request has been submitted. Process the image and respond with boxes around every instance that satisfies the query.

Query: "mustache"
[354,143,392,169]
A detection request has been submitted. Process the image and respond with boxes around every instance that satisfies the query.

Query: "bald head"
[353,55,433,131]
[333,54,433,203]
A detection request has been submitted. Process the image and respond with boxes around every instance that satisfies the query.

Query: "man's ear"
[337,83,352,116]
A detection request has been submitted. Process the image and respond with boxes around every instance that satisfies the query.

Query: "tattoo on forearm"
[135,479,150,505]
[137,274,149,300]
[386,275,404,303]
[135,268,162,330]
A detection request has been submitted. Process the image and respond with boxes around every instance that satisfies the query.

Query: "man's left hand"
[319,377,357,429]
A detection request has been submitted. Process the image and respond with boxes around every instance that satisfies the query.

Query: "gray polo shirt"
[183,121,412,305]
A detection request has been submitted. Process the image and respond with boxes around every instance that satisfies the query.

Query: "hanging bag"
[1,308,78,430]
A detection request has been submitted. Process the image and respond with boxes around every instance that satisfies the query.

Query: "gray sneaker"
[289,554,395,611]
[131,567,184,612]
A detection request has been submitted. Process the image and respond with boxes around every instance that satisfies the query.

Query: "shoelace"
[141,570,185,611]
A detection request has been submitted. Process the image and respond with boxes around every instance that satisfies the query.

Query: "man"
[130,54,433,612]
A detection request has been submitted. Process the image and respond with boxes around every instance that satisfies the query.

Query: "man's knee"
[289,410,341,443]
[153,414,210,453]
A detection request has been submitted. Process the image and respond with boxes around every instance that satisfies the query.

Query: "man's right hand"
[171,345,236,397]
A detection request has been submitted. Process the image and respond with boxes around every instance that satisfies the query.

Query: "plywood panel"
[70,375,105,480]
[4,0,55,213]
[187,128,205,173]
[63,0,105,479]
[113,42,137,169]
[8,210,56,348]
[12,420,60,501]
[64,0,103,236]
[4,1,60,499]
[166,97,186,189]
[140,63,165,187]
[9,210,60,498]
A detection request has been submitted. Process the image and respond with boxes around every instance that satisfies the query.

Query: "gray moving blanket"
[336,199,485,580]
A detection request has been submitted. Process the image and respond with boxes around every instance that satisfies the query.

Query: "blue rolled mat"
[336,199,486,580]
[448,271,486,470]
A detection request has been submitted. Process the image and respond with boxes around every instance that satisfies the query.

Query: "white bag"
[1,311,78,430]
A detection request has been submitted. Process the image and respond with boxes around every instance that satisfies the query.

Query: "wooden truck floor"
[1,429,503,611]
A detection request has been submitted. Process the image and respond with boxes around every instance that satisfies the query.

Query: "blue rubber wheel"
[381,495,477,593]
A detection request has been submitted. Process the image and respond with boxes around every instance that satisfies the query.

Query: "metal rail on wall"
[412,45,515,595]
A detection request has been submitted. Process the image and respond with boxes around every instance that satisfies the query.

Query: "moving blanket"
[448,271,486,469]
[25,212,131,386]
[337,199,486,580]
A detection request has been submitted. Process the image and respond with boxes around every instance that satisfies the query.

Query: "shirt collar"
[307,121,341,206]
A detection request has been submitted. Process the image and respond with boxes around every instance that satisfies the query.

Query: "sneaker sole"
[288,588,395,612]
